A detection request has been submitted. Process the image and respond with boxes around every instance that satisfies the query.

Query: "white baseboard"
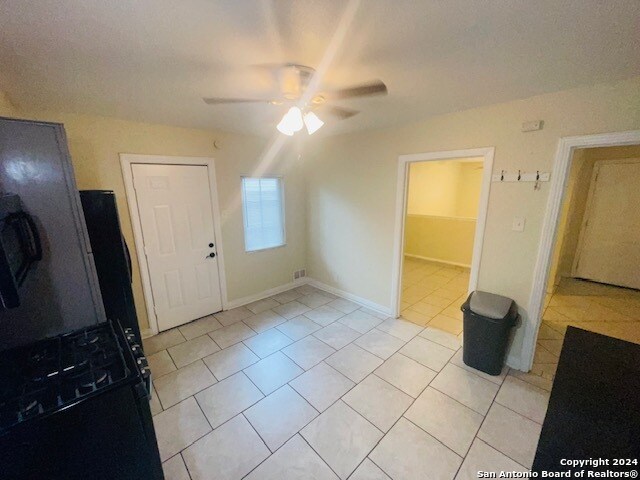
[404,253,471,269]
[147,272,526,370]
[146,276,392,337]
[224,278,309,310]
[306,278,393,317]
[225,275,392,318]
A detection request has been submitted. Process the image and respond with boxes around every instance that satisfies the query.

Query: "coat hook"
[517,170,521,181]
[500,170,505,181]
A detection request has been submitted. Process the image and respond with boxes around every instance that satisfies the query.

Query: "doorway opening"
[391,148,494,337]
[531,144,640,383]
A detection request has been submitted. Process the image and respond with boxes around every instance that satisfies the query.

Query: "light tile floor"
[400,258,470,337]
[145,284,550,480]
[531,277,640,384]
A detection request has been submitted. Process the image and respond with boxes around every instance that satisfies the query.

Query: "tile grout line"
[471,376,545,469]
[179,451,193,480]
[356,354,462,479]
[167,396,268,472]
[491,397,545,427]
[156,397,214,464]
[474,406,536,470]
[155,284,543,479]
[363,346,513,477]
[239,410,272,451]
[243,386,322,456]
[402,415,464,460]
[299,358,434,478]
[297,432,344,480]
[155,360,218,409]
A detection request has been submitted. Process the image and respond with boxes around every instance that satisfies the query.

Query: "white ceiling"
[1,0,639,137]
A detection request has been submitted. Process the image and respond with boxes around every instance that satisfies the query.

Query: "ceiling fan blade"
[322,106,360,119]
[325,80,387,100]
[202,97,272,105]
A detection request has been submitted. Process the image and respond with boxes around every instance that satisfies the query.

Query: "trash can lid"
[469,291,514,320]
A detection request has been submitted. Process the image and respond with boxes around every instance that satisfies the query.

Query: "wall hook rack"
[491,170,550,183]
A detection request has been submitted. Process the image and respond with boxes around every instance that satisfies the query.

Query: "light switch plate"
[512,216,526,232]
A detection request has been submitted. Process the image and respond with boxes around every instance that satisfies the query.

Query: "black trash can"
[460,291,519,375]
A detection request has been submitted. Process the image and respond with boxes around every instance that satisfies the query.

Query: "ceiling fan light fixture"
[303,111,324,135]
[276,120,294,136]
[277,106,303,135]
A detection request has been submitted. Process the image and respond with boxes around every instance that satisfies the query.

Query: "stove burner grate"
[0,322,131,432]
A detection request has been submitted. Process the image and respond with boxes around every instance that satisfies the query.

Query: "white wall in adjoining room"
[303,75,640,369]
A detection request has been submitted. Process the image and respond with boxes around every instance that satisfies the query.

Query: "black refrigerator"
[0,119,163,479]
[80,190,142,342]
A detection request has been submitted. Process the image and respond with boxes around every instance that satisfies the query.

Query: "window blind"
[241,177,285,251]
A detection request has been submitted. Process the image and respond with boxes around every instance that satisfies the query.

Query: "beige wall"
[548,144,640,290]
[304,76,640,368]
[407,161,459,216]
[2,106,306,332]
[404,216,476,266]
[404,159,482,266]
[406,160,483,217]
[456,162,484,218]
[0,91,18,117]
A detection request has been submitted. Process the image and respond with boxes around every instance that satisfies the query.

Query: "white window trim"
[241,175,287,253]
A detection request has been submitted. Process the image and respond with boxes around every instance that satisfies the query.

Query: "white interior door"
[573,159,640,289]
[132,163,223,331]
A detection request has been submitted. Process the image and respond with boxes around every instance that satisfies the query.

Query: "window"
[241,176,285,252]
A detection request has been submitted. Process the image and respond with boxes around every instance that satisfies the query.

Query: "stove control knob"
[125,333,136,343]
[140,366,152,392]
[124,327,133,334]
[131,344,143,356]
[137,357,149,369]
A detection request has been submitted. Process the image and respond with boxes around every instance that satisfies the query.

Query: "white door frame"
[524,129,640,370]
[120,154,228,335]
[390,147,495,317]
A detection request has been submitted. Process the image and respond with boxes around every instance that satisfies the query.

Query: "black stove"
[0,323,129,431]
[0,322,162,480]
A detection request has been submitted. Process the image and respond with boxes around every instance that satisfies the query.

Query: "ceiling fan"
[202,63,387,135]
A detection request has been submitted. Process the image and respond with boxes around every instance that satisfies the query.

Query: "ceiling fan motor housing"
[279,64,315,100]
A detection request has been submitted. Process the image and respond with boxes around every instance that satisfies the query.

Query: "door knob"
[205,252,216,259]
